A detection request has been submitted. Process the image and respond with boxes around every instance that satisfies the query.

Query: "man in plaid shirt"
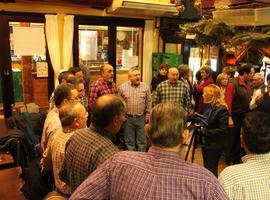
[70,102,228,200]
[219,111,270,200]
[153,67,192,114]
[89,64,117,112]
[118,67,152,151]
[60,94,126,193]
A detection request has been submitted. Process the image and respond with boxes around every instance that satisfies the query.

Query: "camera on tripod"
[187,112,208,128]
[185,112,208,162]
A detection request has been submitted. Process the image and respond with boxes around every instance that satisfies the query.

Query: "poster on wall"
[13,26,45,56]
[36,62,48,77]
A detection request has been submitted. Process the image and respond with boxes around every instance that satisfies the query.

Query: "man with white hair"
[118,66,152,151]
[249,72,267,110]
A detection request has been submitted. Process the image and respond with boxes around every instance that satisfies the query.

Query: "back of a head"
[54,83,75,107]
[59,102,82,127]
[237,63,252,76]
[67,76,84,86]
[69,66,82,75]
[92,94,125,128]
[58,70,73,84]
[242,111,270,154]
[178,64,190,78]
[149,102,186,148]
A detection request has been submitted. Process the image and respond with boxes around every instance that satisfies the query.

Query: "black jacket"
[202,105,229,149]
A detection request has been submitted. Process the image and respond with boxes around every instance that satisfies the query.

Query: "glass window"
[78,25,143,86]
[116,27,143,86]
[79,25,108,82]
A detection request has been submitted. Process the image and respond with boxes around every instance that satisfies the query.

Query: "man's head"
[69,66,84,80]
[147,102,186,148]
[128,67,141,86]
[241,111,270,154]
[178,64,191,79]
[167,67,179,84]
[237,63,252,82]
[100,64,114,83]
[67,77,85,98]
[59,102,88,129]
[58,70,74,84]
[158,64,169,76]
[54,83,79,108]
[92,94,126,134]
[252,73,264,89]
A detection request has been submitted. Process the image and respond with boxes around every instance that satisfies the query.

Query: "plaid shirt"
[89,77,117,112]
[219,152,270,200]
[41,107,61,163]
[118,81,152,116]
[48,129,73,194]
[153,80,192,114]
[60,126,119,193]
[70,147,228,200]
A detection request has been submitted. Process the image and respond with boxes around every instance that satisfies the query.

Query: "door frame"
[0,11,53,118]
[73,15,145,82]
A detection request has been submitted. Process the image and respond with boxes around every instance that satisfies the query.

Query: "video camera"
[185,112,208,162]
[187,112,208,127]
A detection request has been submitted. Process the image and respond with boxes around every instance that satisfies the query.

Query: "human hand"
[228,116,234,128]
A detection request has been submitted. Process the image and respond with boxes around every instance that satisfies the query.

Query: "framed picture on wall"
[36,62,48,77]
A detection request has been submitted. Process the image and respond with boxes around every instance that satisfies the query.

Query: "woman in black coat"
[201,84,229,177]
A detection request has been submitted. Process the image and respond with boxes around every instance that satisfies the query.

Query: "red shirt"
[89,77,117,112]
[225,76,250,116]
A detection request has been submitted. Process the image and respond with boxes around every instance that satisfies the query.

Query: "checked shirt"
[153,80,192,113]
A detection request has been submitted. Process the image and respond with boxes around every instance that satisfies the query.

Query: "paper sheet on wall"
[123,56,138,69]
[36,62,48,77]
[13,26,45,56]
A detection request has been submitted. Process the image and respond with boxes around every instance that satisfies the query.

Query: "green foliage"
[180,19,270,49]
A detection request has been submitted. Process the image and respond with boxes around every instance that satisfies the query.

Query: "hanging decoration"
[180,19,270,61]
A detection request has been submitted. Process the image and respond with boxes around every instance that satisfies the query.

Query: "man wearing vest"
[225,63,252,164]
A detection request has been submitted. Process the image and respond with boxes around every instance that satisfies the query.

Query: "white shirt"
[218,152,270,200]
[249,86,267,110]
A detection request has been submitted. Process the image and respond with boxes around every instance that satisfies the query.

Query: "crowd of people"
[39,62,270,199]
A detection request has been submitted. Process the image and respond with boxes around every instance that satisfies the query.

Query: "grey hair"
[59,102,83,127]
[149,102,186,148]
[128,66,140,76]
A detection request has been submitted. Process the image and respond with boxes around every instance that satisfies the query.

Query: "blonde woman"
[201,84,229,177]
[216,73,229,95]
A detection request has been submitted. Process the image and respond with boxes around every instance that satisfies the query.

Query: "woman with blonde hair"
[201,84,229,177]
[216,73,229,95]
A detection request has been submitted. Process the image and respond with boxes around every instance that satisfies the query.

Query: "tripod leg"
[185,131,195,161]
[191,136,197,162]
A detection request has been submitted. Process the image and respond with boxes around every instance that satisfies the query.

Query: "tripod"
[185,123,202,162]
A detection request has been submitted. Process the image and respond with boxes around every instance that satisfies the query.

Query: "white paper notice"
[124,56,138,69]
[13,26,45,56]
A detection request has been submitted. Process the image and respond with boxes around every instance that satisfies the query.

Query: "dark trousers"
[202,147,223,177]
[226,115,246,164]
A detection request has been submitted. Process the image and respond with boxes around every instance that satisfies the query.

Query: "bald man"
[89,64,117,112]
[153,67,192,114]
[60,94,126,193]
